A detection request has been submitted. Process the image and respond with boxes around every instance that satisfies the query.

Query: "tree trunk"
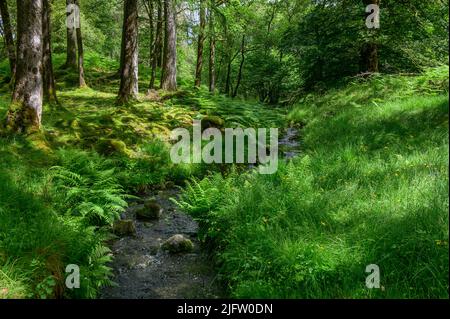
[6,0,43,134]
[65,0,78,69]
[42,0,57,103]
[155,0,163,68]
[360,43,378,73]
[74,0,86,87]
[232,35,245,98]
[224,54,231,95]
[118,0,139,104]
[161,0,177,91]
[160,0,168,86]
[208,5,215,93]
[360,0,379,73]
[194,0,206,87]
[0,0,16,80]
[146,0,157,90]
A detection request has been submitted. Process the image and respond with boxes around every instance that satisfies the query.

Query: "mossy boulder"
[161,234,194,254]
[113,220,137,237]
[96,138,131,156]
[201,116,225,130]
[136,199,163,221]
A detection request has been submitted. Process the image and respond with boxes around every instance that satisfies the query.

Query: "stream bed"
[101,127,301,299]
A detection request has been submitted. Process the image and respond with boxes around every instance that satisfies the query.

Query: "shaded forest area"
[0,0,448,299]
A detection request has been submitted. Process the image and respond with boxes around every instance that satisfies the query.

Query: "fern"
[173,173,232,218]
[74,244,114,299]
[50,149,129,226]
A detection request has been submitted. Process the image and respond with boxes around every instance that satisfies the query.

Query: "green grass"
[177,66,449,298]
[0,53,283,298]
[1,52,447,299]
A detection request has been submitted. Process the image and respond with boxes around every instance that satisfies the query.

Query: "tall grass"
[177,67,449,298]
[0,51,283,298]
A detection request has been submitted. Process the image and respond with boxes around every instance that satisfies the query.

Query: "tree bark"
[74,0,86,87]
[160,0,168,85]
[155,0,163,68]
[65,0,78,69]
[208,4,215,93]
[6,0,43,134]
[42,0,57,103]
[224,57,231,95]
[360,0,379,73]
[360,43,379,73]
[232,35,245,98]
[0,0,16,80]
[194,0,206,87]
[118,0,139,104]
[146,0,158,90]
[224,45,239,96]
[161,0,177,91]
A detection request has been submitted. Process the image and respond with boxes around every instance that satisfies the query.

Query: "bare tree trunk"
[42,0,57,103]
[149,0,163,89]
[360,43,378,73]
[74,0,86,87]
[232,35,245,98]
[0,0,16,81]
[155,0,163,68]
[118,0,139,104]
[6,0,43,134]
[145,0,157,90]
[161,0,177,91]
[224,52,232,95]
[160,0,168,86]
[194,0,206,87]
[208,4,215,93]
[65,0,77,69]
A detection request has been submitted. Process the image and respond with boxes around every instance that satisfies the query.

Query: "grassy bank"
[177,66,449,298]
[0,53,282,298]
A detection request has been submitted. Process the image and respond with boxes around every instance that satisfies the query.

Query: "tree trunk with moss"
[118,0,139,104]
[5,0,43,134]
[42,0,57,103]
[0,0,16,81]
[161,0,177,91]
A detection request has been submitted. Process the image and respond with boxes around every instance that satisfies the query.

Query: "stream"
[100,127,301,299]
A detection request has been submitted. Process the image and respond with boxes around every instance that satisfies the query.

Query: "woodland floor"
[0,55,448,299]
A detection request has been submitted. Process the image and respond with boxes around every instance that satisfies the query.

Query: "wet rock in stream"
[101,128,301,299]
[113,220,137,237]
[162,234,194,254]
[136,199,163,221]
[100,188,223,299]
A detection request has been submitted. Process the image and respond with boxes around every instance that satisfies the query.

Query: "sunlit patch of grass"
[0,52,287,299]
[178,67,449,298]
[0,260,31,299]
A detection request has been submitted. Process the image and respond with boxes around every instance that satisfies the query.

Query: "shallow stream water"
[101,127,301,299]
